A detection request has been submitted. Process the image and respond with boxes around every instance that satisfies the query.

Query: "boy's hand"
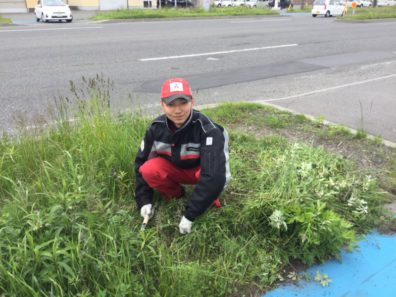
[140,204,154,219]
[179,216,193,234]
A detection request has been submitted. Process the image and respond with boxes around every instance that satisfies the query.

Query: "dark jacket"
[135,109,231,221]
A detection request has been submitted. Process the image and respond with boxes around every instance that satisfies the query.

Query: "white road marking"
[255,74,396,103]
[139,43,298,61]
[0,26,103,33]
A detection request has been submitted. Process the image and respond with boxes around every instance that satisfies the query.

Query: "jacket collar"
[164,109,196,133]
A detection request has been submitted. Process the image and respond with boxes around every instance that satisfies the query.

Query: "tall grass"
[0,77,385,296]
[342,6,396,20]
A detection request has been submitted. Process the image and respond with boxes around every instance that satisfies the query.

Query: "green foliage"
[341,6,396,20]
[241,143,382,264]
[0,15,12,24]
[328,124,351,137]
[0,78,386,296]
[354,129,368,139]
[93,7,278,21]
[313,115,325,127]
[203,102,308,131]
[371,135,383,145]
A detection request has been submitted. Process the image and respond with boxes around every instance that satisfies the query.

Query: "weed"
[314,270,331,287]
[354,129,368,140]
[328,124,351,137]
[263,115,287,129]
[313,115,325,127]
[372,135,383,146]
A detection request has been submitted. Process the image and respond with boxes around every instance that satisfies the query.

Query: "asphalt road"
[1,12,396,142]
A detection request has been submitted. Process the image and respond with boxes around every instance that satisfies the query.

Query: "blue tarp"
[263,232,396,297]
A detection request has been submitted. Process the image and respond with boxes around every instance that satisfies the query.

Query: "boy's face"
[161,98,194,128]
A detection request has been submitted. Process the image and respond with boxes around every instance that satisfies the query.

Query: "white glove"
[179,216,193,234]
[140,204,154,219]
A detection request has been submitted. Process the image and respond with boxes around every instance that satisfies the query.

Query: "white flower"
[348,194,368,215]
[269,210,288,231]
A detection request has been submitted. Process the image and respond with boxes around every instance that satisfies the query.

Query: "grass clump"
[287,6,312,13]
[204,102,309,131]
[0,15,12,24]
[92,7,277,21]
[0,78,388,296]
[341,6,396,20]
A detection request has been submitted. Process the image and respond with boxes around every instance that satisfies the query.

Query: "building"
[0,0,151,13]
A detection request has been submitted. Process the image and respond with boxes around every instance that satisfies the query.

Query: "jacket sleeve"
[184,127,230,221]
[134,126,155,209]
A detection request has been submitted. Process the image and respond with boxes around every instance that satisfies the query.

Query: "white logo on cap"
[170,82,183,92]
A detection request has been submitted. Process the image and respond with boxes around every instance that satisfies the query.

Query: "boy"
[135,78,231,234]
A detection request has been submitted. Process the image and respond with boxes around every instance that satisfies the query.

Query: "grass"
[287,5,312,13]
[0,15,12,24]
[92,7,278,21]
[0,77,393,296]
[341,6,396,20]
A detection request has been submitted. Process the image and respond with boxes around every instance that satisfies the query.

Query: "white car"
[244,0,258,7]
[312,0,346,17]
[359,0,372,7]
[34,0,73,23]
[216,0,234,6]
[231,0,246,6]
[214,0,222,6]
[377,0,391,6]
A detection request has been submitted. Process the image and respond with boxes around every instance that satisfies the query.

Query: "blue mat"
[263,232,396,297]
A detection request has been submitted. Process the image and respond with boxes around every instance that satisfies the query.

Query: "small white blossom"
[348,194,368,215]
[269,210,288,231]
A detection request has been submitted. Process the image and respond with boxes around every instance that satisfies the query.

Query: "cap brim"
[162,94,192,104]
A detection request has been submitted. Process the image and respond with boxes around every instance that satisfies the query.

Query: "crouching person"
[134,78,231,234]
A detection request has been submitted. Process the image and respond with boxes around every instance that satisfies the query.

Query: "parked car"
[256,0,271,7]
[359,0,373,7]
[214,0,223,6]
[231,0,246,6]
[161,0,194,7]
[311,0,345,17]
[214,0,233,6]
[244,0,270,7]
[34,0,73,23]
[376,0,390,6]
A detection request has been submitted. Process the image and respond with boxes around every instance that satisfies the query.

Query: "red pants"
[139,157,221,208]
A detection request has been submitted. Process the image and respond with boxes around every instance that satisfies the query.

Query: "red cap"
[160,78,193,104]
